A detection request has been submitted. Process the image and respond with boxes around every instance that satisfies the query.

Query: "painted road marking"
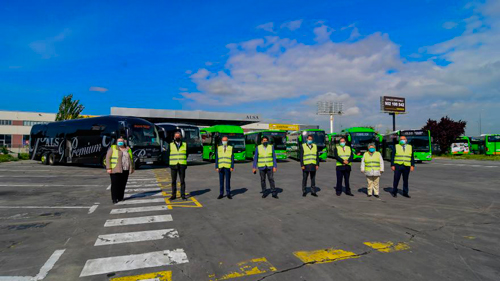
[364,241,410,253]
[440,163,499,168]
[0,205,92,209]
[79,249,189,277]
[116,198,167,205]
[110,205,169,214]
[107,184,111,190]
[95,229,179,246]
[104,215,173,227]
[125,193,164,199]
[209,257,277,281]
[0,249,65,281]
[293,248,360,264]
[125,188,163,192]
[111,271,172,281]
[0,184,103,187]
[88,204,99,214]
[126,183,161,188]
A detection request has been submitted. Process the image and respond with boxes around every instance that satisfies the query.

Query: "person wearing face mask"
[215,136,235,199]
[168,131,188,200]
[391,136,415,198]
[106,137,134,204]
[333,137,354,196]
[360,143,384,198]
[300,135,320,197]
[252,136,278,199]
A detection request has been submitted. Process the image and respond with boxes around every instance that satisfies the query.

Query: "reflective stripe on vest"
[217,145,233,169]
[302,143,317,165]
[336,146,352,166]
[110,145,133,169]
[363,151,381,172]
[169,142,187,165]
[257,145,274,168]
[394,144,412,166]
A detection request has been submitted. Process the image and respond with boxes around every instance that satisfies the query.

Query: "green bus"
[484,134,500,155]
[326,132,339,158]
[286,129,327,161]
[470,136,485,154]
[450,136,470,155]
[381,130,432,162]
[200,125,246,161]
[245,130,288,160]
[336,127,378,160]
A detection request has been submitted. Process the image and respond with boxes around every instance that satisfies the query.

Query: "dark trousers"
[393,165,410,195]
[302,170,316,193]
[218,168,231,195]
[336,169,351,194]
[110,170,129,202]
[171,165,187,196]
[259,168,276,193]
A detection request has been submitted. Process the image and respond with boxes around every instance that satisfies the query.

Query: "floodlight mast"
[317,101,343,133]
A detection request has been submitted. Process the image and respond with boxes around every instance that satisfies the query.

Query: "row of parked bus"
[451,135,500,155]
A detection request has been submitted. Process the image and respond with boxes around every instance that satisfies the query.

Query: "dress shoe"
[367,194,372,197]
[262,192,268,198]
[391,192,397,198]
[311,193,318,197]
[374,195,379,198]
[181,195,187,200]
[336,193,341,196]
[302,192,307,197]
[403,194,411,198]
[169,196,176,200]
[227,195,233,199]
[346,193,354,196]
[272,193,278,199]
[217,195,224,199]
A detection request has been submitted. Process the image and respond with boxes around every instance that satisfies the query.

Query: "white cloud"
[442,21,458,29]
[256,22,274,32]
[182,0,500,135]
[29,28,71,59]
[281,20,303,31]
[89,86,108,93]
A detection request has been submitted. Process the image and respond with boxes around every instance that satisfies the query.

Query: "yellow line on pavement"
[111,270,172,281]
[363,241,410,253]
[293,248,359,264]
[209,257,276,281]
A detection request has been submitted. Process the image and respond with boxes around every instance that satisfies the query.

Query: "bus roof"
[155,123,198,128]
[245,130,287,135]
[201,125,244,134]
[341,127,376,133]
[43,115,152,126]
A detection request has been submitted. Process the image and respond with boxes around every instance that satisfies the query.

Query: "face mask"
[400,140,406,145]
[175,138,181,142]
[117,141,124,146]
[340,142,346,147]
[307,140,313,144]
[263,141,268,146]
[222,141,228,146]
[369,148,376,153]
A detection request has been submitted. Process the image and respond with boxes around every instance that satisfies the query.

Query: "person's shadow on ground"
[189,189,211,197]
[231,188,248,197]
[357,187,368,195]
[383,187,403,195]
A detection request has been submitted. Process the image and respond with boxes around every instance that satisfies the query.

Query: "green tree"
[422,116,467,154]
[55,94,85,121]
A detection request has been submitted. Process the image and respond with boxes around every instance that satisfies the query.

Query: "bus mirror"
[180,129,186,138]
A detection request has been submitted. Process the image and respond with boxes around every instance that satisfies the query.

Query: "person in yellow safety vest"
[106,137,134,204]
[300,135,320,197]
[215,136,235,200]
[252,136,278,199]
[334,137,354,196]
[168,131,188,200]
[360,143,384,198]
[391,136,415,198]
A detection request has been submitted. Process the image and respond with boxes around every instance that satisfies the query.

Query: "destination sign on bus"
[134,124,151,129]
[402,130,425,136]
[380,96,406,113]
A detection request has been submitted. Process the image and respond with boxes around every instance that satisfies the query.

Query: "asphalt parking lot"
[0,158,499,281]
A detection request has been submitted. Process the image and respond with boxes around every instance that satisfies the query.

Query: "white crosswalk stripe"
[116,198,166,205]
[110,205,169,214]
[104,215,173,227]
[125,187,163,192]
[79,249,188,277]
[95,229,179,246]
[124,192,165,199]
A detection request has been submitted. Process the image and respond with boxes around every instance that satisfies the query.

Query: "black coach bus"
[29,116,161,168]
[155,123,203,164]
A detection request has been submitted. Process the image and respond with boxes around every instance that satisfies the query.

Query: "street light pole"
[317,101,343,134]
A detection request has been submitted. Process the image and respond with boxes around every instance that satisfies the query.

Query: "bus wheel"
[41,153,49,165]
[48,153,57,166]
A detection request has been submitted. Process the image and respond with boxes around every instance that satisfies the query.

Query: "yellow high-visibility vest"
[394,144,412,166]
[257,145,274,168]
[363,151,381,171]
[110,145,133,169]
[169,142,187,165]
[217,145,233,169]
[302,143,317,165]
[336,145,352,166]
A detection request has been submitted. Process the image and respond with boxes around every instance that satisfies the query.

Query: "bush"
[18,153,30,160]
[0,154,18,163]
[1,146,8,154]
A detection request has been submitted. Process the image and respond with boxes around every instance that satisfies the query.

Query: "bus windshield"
[263,132,287,150]
[220,133,246,149]
[302,131,326,146]
[179,126,202,147]
[351,132,376,146]
[407,136,430,151]
[488,135,500,142]
[130,124,159,147]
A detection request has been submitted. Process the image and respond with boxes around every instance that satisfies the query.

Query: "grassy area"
[0,154,20,163]
[434,154,500,161]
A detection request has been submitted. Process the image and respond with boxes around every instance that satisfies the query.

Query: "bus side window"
[202,133,211,145]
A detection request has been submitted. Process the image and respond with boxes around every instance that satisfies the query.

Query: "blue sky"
[1,0,498,134]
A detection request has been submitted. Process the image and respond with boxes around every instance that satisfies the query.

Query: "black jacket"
[300,143,320,171]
